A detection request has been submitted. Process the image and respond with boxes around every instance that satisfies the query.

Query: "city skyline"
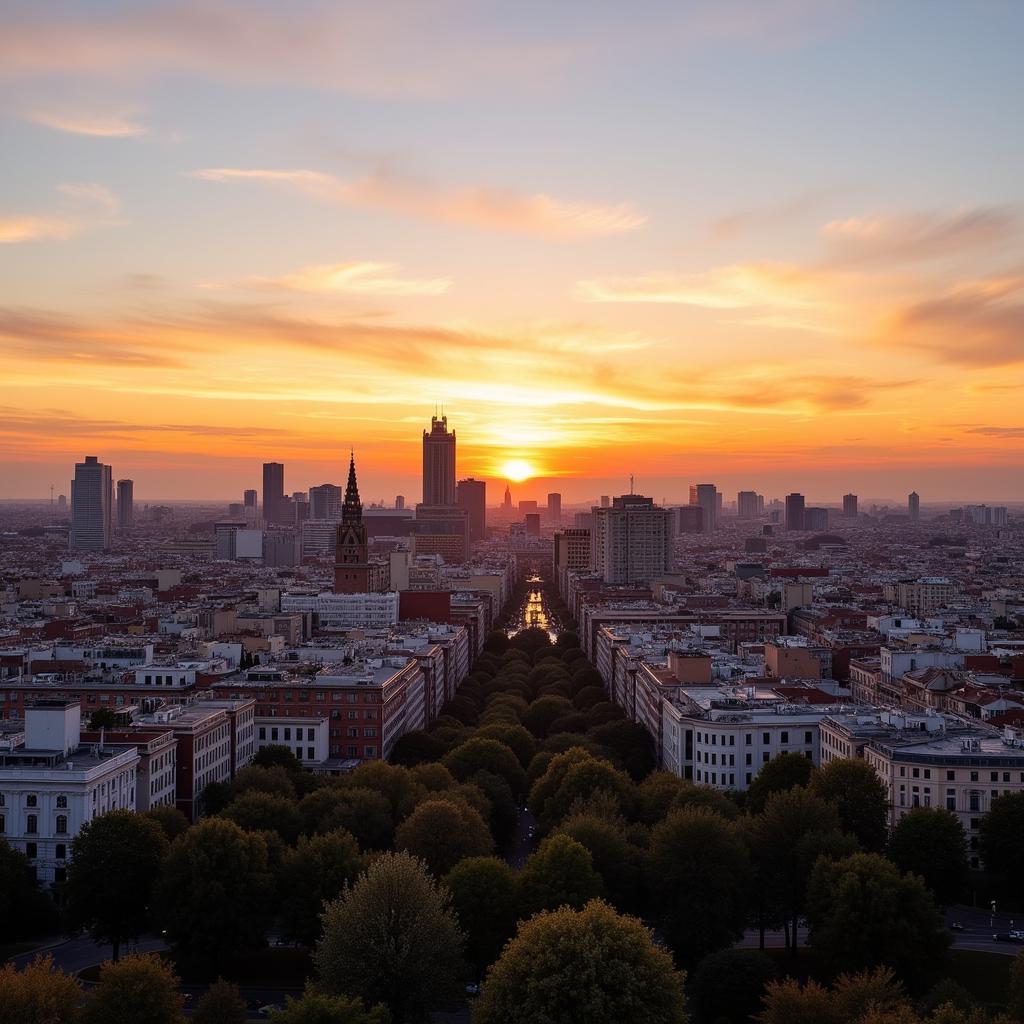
[3,2,1024,501]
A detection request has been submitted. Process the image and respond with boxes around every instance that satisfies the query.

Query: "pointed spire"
[343,450,362,522]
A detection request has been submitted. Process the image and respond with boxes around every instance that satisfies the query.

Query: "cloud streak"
[0,182,119,244]
[212,261,451,296]
[27,109,147,137]
[191,167,646,238]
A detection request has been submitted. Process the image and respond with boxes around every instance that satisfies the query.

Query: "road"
[508,806,537,869]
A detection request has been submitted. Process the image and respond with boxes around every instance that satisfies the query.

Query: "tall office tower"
[293,493,310,524]
[689,483,718,533]
[993,507,1009,527]
[70,456,112,551]
[908,491,920,522]
[737,490,760,519]
[600,495,610,508]
[524,512,541,537]
[785,492,806,531]
[553,528,592,575]
[546,492,562,523]
[395,495,405,510]
[116,479,134,530]
[677,505,704,533]
[244,488,258,510]
[457,478,487,543]
[843,493,858,518]
[503,484,513,511]
[334,454,372,593]
[309,483,343,520]
[57,494,67,510]
[422,414,456,506]
[804,507,829,532]
[262,462,285,524]
[591,494,674,585]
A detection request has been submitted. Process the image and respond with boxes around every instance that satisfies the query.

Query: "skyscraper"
[395,495,405,510]
[334,453,373,593]
[309,483,343,520]
[457,478,487,543]
[503,484,513,511]
[600,495,610,508]
[785,492,805,532]
[547,492,562,523]
[908,491,920,522]
[689,483,718,533]
[422,415,456,506]
[262,462,284,524]
[70,456,112,551]
[243,489,258,510]
[591,494,674,584]
[116,479,133,530]
[737,490,761,519]
[843,493,858,518]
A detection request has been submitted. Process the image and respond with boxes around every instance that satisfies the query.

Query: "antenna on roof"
[629,474,634,494]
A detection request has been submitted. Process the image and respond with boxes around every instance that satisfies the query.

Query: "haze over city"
[3,1,1024,501]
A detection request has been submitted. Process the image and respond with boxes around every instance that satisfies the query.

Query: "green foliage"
[192,978,247,1024]
[466,769,519,846]
[746,753,815,813]
[156,818,274,973]
[978,793,1024,894]
[473,900,687,1024]
[348,762,424,820]
[280,830,366,946]
[0,955,81,1024]
[87,707,119,730]
[636,772,690,825]
[315,852,465,1024]
[443,738,527,799]
[268,987,391,1024]
[408,762,455,792]
[756,977,838,1024]
[519,833,605,916]
[1008,949,1024,1023]
[0,840,59,941]
[222,791,303,844]
[474,724,537,768]
[230,765,298,802]
[527,746,596,819]
[444,857,520,979]
[810,757,890,852]
[887,808,969,906]
[252,745,303,774]
[394,798,493,876]
[535,757,634,832]
[648,807,751,964]
[557,813,644,914]
[389,731,448,767]
[301,786,395,850]
[65,810,169,960]
[83,954,184,1024]
[142,805,191,843]
[587,719,657,780]
[522,696,574,738]
[670,782,740,821]
[687,948,777,1024]
[806,852,950,990]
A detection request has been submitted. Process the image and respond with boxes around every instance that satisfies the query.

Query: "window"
[946,770,955,781]
[745,754,752,766]
[781,731,789,744]
[762,752,770,763]
[0,814,4,833]
[804,731,813,744]
[55,843,66,859]
[26,814,38,834]
[56,795,67,809]
[26,794,37,808]
[762,733,770,745]
[745,733,752,745]
[56,815,68,834]
[970,771,979,782]
[26,842,37,858]
[307,747,315,760]
[946,789,956,811]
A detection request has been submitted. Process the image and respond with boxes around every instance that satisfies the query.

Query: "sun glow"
[501,458,535,482]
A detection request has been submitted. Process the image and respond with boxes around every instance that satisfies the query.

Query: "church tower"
[333,452,372,593]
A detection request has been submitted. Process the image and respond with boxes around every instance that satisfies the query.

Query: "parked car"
[992,931,1024,943]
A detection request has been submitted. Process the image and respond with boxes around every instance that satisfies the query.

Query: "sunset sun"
[501,458,535,482]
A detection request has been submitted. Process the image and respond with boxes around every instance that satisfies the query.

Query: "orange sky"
[2,2,1023,502]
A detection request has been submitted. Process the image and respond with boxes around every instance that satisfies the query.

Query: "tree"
[0,955,81,1024]
[155,818,274,974]
[522,696,574,738]
[88,707,119,730]
[637,772,689,825]
[222,791,303,844]
[315,852,464,1024]
[443,857,520,979]
[806,852,950,990]
[746,753,815,813]
[887,808,968,906]
[302,786,394,850]
[810,758,890,852]
[192,978,247,1024]
[750,787,849,957]
[557,813,643,915]
[1008,949,1024,1023]
[466,769,518,847]
[536,757,634,832]
[474,724,537,769]
[756,977,839,1024]
[230,765,297,802]
[268,988,390,1023]
[65,810,169,961]
[390,730,448,767]
[252,744,303,774]
[142,805,190,843]
[0,840,59,942]
[688,949,777,1024]
[443,738,527,799]
[83,954,184,1024]
[978,793,1024,894]
[647,807,751,964]
[394,798,493,877]
[519,833,605,917]
[587,719,657,780]
[280,830,366,946]
[474,900,687,1024]
[348,762,424,821]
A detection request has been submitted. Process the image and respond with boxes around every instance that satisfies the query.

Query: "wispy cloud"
[27,109,147,137]
[576,263,840,309]
[0,182,120,244]
[822,208,1016,264]
[964,425,1024,438]
[212,261,451,296]
[191,166,646,239]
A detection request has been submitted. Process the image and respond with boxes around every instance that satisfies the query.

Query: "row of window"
[696,729,815,747]
[0,794,68,808]
[0,814,68,835]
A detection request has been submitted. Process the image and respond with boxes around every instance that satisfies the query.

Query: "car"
[950,922,964,931]
[992,931,1024,943]
[465,983,481,997]
[258,1004,284,1017]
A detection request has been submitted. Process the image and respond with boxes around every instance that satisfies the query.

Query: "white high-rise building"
[70,456,112,551]
[590,494,674,585]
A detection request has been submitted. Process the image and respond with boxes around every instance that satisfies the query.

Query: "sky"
[2,0,1023,505]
